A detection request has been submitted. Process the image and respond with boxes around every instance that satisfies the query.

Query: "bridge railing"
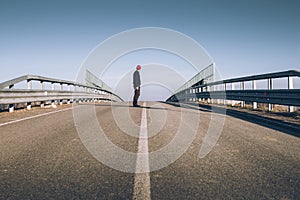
[0,75,123,112]
[167,70,300,112]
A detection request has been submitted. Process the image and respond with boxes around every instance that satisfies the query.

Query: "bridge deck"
[0,102,299,199]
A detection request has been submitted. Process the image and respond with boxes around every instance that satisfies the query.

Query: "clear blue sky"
[0,0,299,100]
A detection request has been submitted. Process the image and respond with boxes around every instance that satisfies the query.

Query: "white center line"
[133,102,151,200]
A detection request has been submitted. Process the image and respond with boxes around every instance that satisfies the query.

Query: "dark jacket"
[133,70,141,88]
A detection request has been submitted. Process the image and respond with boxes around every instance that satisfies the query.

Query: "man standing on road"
[133,65,142,107]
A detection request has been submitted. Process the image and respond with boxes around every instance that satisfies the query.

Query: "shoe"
[133,104,140,107]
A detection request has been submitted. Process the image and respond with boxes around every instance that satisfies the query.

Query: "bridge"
[0,69,299,199]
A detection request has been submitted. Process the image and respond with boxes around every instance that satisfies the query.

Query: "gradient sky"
[0,0,299,100]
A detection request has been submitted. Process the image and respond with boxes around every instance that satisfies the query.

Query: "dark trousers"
[133,87,140,106]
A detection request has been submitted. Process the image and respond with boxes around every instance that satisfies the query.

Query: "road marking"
[0,107,74,127]
[133,102,151,200]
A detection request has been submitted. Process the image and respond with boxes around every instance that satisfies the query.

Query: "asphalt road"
[0,102,299,199]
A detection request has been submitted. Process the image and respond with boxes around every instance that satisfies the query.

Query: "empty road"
[0,102,299,199]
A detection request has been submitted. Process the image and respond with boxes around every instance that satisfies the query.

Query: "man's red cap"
[136,65,142,70]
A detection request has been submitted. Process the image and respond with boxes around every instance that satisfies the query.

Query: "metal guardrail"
[167,70,300,112]
[0,75,103,90]
[0,75,123,112]
[174,63,215,93]
[85,70,114,93]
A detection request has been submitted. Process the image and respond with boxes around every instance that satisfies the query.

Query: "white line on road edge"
[0,107,75,127]
[133,102,151,200]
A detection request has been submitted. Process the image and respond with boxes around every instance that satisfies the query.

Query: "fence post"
[268,78,273,111]
[288,76,295,112]
[9,104,14,112]
[8,84,15,112]
[26,102,31,110]
[27,80,32,90]
[252,80,257,109]
[223,83,227,105]
[231,83,235,106]
[200,86,203,102]
[51,100,57,108]
[207,85,211,104]
[241,82,245,108]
